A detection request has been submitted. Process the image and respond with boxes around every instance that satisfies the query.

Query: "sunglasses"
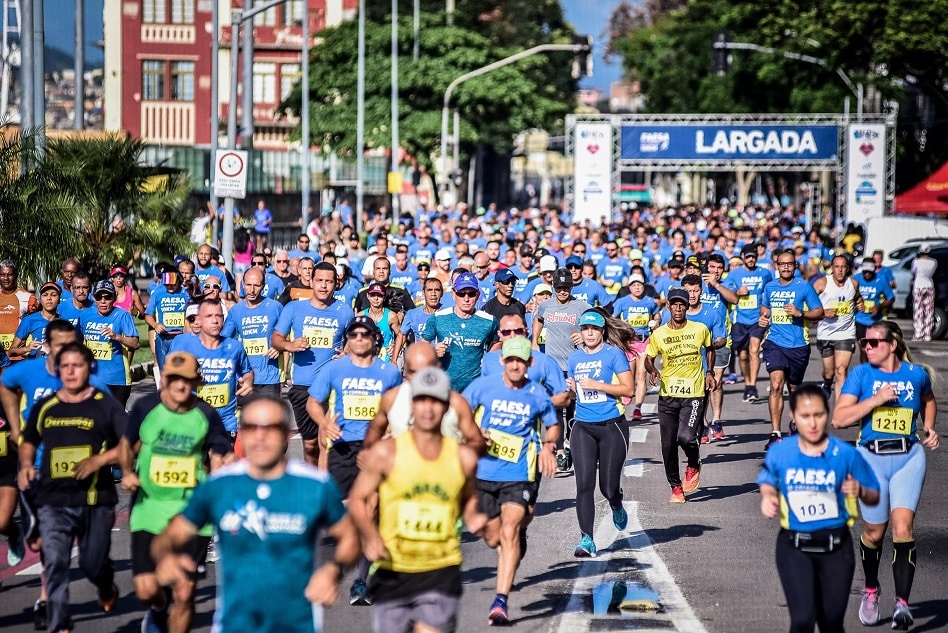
[566,264,582,270]
[204,284,222,290]
[186,316,197,323]
[240,422,284,433]
[859,337,891,349]
[455,290,478,298]
[500,328,527,336]
[275,259,289,263]
[94,293,114,300]
[349,330,375,340]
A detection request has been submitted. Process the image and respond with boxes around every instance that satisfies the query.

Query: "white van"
[863,216,948,265]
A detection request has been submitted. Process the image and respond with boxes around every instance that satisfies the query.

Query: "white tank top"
[388,382,461,441]
[817,276,857,340]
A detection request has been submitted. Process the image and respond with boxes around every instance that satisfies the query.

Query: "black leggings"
[656,396,705,487]
[108,384,131,407]
[775,530,854,633]
[572,417,629,537]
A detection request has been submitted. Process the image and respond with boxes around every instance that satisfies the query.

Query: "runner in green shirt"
[118,351,234,633]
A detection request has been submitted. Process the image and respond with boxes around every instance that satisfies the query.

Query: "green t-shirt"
[125,393,231,534]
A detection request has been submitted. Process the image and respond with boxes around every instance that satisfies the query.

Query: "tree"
[281,1,579,167]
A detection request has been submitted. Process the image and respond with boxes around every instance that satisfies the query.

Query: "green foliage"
[282,1,578,166]
[0,133,192,285]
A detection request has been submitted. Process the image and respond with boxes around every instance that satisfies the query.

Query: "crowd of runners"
[0,199,939,632]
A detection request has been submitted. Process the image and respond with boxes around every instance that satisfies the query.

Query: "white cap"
[334,264,345,276]
[334,244,348,257]
[629,273,645,284]
[435,248,452,261]
[539,255,558,272]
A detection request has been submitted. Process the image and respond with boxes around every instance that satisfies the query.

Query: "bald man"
[361,342,484,454]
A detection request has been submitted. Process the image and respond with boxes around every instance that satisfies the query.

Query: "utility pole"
[356,0,365,233]
[74,0,84,129]
[390,0,400,218]
[301,1,310,229]
[210,0,220,234]
[241,2,254,149]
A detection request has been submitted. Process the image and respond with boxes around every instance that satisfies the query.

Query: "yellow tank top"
[378,432,464,573]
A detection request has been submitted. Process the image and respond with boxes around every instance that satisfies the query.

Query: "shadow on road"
[682,482,759,502]
[906,599,948,632]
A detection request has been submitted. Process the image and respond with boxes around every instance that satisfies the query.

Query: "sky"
[41,0,623,87]
[560,0,624,91]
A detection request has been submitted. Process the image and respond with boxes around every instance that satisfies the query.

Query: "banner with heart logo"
[846,123,887,225]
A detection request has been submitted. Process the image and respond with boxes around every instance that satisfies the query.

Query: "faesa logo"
[580,129,607,139]
[853,129,880,140]
[640,132,670,153]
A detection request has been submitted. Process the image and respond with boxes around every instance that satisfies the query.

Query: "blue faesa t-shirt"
[840,361,932,445]
[307,356,402,444]
[169,335,252,432]
[567,343,631,422]
[612,294,659,337]
[273,299,354,387]
[725,266,773,325]
[78,306,139,385]
[181,460,346,633]
[854,275,895,327]
[222,299,284,386]
[463,376,558,483]
[145,286,190,335]
[761,277,822,348]
[420,308,498,392]
[756,435,879,531]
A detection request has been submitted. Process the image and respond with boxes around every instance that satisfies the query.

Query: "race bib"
[343,394,380,421]
[243,337,268,356]
[628,313,650,328]
[871,406,913,435]
[834,301,852,315]
[576,380,606,404]
[0,431,8,457]
[396,500,452,541]
[86,340,113,361]
[665,376,697,397]
[149,455,197,488]
[302,326,333,349]
[0,333,13,350]
[863,300,876,313]
[197,383,231,408]
[50,445,92,479]
[771,306,793,325]
[788,490,839,523]
[738,294,758,310]
[163,312,185,328]
[487,429,525,463]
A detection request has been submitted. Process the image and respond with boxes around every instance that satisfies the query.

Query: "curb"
[131,362,155,383]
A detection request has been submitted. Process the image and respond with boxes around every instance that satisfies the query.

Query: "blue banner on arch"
[620,125,839,161]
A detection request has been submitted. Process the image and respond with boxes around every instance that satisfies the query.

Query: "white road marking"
[553,501,706,633]
[623,459,645,478]
[629,428,648,443]
[18,546,78,576]
[642,403,657,414]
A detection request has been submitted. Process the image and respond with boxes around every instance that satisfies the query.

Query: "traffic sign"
[214,149,248,199]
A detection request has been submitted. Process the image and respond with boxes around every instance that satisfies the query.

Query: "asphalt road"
[2,319,947,632]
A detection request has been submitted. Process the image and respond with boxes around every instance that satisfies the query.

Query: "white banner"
[846,124,886,225]
[573,123,613,226]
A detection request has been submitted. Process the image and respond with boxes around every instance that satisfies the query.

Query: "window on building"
[280,63,301,102]
[282,0,304,25]
[170,0,195,24]
[142,60,165,100]
[142,0,167,24]
[170,61,195,101]
[252,0,277,26]
[253,62,277,103]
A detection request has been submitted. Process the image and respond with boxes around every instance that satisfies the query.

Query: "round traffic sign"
[219,152,244,178]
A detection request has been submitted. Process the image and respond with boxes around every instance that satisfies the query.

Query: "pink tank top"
[114,286,135,311]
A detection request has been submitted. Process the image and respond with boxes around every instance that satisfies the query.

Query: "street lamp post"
[390,0,400,220]
[301,2,311,230]
[356,0,366,233]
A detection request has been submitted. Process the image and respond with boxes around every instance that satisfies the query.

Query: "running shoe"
[669,485,686,504]
[683,466,701,493]
[858,587,881,626]
[488,597,510,626]
[141,605,169,633]
[788,420,798,435]
[33,600,47,630]
[612,506,628,531]
[765,432,782,451]
[742,387,752,402]
[891,598,913,630]
[724,373,737,385]
[631,407,643,421]
[746,386,760,402]
[98,582,119,613]
[556,448,573,472]
[349,579,372,606]
[711,421,725,441]
[699,427,710,445]
[820,382,833,402]
[7,530,25,566]
[573,534,597,558]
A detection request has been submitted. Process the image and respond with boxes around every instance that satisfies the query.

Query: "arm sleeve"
[307,366,331,401]
[539,397,558,428]
[180,479,214,528]
[144,294,157,316]
[755,455,779,488]
[839,365,864,398]
[274,303,293,335]
[420,315,437,342]
[221,315,238,339]
[542,360,568,395]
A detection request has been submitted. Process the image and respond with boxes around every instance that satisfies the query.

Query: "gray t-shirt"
[535,298,592,370]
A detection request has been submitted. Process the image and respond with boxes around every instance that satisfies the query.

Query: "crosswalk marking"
[623,459,645,478]
[629,428,648,443]
[18,546,78,576]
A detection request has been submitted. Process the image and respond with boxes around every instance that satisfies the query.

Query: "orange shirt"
[0,288,37,355]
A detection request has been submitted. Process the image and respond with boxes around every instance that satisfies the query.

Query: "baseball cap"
[861,259,876,272]
[552,268,573,288]
[163,352,201,380]
[334,244,348,257]
[667,259,684,270]
[185,303,200,319]
[579,311,606,328]
[109,266,128,277]
[790,226,804,234]
[411,366,451,402]
[519,245,535,257]
[565,255,583,267]
[346,314,382,336]
[416,258,431,267]
[919,243,932,254]
[686,256,702,269]
[534,247,550,259]
[435,248,452,261]
[161,271,179,285]
[672,250,685,260]
[334,264,346,276]
[40,281,61,295]
[367,282,386,296]
[741,243,759,256]
[173,255,190,267]
[629,273,645,285]
[501,336,532,361]
[92,279,116,297]
[494,268,518,284]
[539,255,558,273]
[667,288,689,305]
[629,249,644,261]
[533,283,553,296]
[453,271,479,292]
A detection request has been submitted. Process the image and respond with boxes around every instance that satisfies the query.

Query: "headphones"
[53,343,98,377]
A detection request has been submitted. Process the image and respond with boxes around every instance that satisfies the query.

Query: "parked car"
[888,244,948,339]
[885,240,948,316]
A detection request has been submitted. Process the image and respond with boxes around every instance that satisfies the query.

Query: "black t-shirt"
[482,296,526,323]
[24,389,127,507]
[355,283,414,313]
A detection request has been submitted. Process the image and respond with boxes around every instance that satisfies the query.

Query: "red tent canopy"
[895,162,948,215]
